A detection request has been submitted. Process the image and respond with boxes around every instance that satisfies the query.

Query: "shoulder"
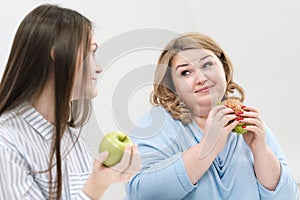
[0,111,16,135]
[131,106,182,134]
[129,106,187,146]
[0,109,25,148]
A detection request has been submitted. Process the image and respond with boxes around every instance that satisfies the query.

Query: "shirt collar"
[18,102,54,141]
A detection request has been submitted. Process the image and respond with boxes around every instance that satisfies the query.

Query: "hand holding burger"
[218,98,248,134]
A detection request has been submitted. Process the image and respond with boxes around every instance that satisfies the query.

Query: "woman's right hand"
[183,105,239,184]
[199,105,239,158]
[83,144,141,199]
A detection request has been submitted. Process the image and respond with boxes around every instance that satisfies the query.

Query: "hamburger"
[218,98,248,134]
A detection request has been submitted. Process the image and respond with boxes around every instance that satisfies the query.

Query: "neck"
[192,114,207,131]
[30,81,55,124]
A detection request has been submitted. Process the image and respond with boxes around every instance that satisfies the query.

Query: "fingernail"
[236,117,244,121]
[242,125,246,128]
[241,105,246,109]
[236,111,243,116]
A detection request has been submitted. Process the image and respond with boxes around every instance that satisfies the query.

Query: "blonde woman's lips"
[195,85,211,93]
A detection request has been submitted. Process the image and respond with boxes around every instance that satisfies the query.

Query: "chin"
[91,88,98,98]
[197,95,213,107]
[85,86,98,99]
[89,90,98,99]
[190,102,211,117]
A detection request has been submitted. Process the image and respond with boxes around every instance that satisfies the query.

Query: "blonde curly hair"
[150,32,245,124]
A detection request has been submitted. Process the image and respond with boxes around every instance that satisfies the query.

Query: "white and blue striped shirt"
[0,102,94,199]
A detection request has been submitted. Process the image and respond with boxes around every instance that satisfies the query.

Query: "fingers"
[242,105,259,113]
[96,151,109,163]
[93,151,109,170]
[224,119,239,132]
[239,105,264,131]
[240,118,263,131]
[111,144,141,171]
[120,145,142,182]
[238,105,266,142]
[242,125,262,134]
[124,145,142,174]
[199,103,241,159]
[240,106,261,120]
[210,105,236,123]
[106,144,141,182]
[210,105,230,118]
[111,145,132,172]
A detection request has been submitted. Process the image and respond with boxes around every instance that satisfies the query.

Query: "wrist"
[198,135,222,160]
[251,144,269,158]
[83,173,110,200]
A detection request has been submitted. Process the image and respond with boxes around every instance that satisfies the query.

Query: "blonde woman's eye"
[203,62,213,68]
[181,70,190,76]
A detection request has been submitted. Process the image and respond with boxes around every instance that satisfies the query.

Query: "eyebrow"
[175,54,212,70]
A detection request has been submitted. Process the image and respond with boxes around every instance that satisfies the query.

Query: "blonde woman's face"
[72,36,102,100]
[171,49,226,117]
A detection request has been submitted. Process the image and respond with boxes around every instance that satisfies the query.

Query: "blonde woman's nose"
[195,69,207,84]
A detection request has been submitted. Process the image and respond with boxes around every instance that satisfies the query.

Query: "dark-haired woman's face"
[171,48,226,117]
[72,36,102,100]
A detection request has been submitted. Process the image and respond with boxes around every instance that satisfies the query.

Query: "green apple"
[99,131,133,167]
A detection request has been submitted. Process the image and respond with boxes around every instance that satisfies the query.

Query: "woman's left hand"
[239,105,267,154]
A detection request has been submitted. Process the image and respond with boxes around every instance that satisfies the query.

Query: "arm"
[0,140,140,200]
[183,105,239,184]
[241,106,280,190]
[240,106,298,199]
[82,145,141,200]
[0,144,91,200]
[126,151,195,200]
[0,146,46,199]
[259,126,299,199]
[125,112,199,200]
[126,105,239,199]
[252,145,280,190]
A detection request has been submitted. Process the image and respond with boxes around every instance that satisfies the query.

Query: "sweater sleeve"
[125,107,197,200]
[126,152,197,200]
[257,126,299,199]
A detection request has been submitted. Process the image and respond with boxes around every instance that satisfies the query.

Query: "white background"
[1,0,299,199]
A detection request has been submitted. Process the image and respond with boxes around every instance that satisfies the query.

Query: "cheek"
[219,72,227,90]
[172,73,194,90]
[173,78,197,106]
[216,74,226,87]
[212,68,227,88]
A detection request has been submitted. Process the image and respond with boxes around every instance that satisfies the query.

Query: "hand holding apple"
[99,131,133,167]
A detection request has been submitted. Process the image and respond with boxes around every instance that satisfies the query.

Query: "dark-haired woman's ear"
[50,48,55,61]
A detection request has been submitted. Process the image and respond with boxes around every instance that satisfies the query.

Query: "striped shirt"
[0,102,94,199]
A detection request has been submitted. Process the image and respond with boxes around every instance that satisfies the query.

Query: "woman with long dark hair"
[0,4,141,199]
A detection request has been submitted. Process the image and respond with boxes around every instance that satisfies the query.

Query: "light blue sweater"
[125,106,298,200]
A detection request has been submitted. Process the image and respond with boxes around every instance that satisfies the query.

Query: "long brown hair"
[151,32,245,124]
[0,4,93,199]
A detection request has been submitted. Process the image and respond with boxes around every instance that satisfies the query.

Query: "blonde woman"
[125,32,298,200]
